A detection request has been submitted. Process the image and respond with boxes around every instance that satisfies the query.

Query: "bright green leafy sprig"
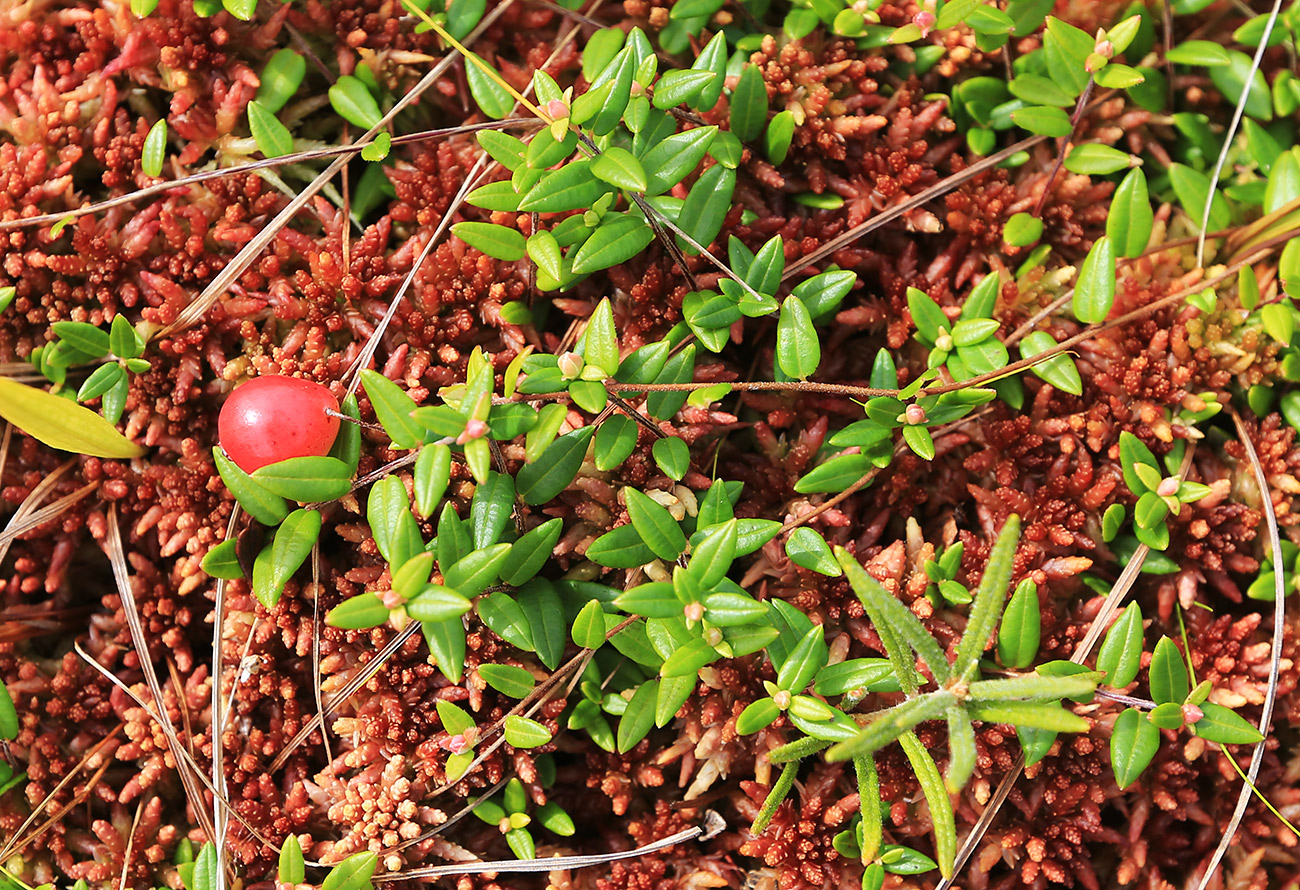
[1118,431,1212,551]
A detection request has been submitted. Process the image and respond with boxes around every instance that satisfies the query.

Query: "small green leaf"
[361,132,391,162]
[1019,331,1083,395]
[582,297,620,376]
[588,524,657,568]
[257,49,306,113]
[1262,302,1294,346]
[652,69,715,109]
[278,836,305,886]
[1003,212,1043,246]
[1110,707,1159,788]
[359,370,422,449]
[1148,636,1189,704]
[517,426,595,504]
[212,446,288,526]
[785,527,842,576]
[570,214,654,274]
[1192,702,1264,744]
[765,110,794,164]
[617,680,658,751]
[1108,167,1153,258]
[651,436,690,480]
[519,160,610,213]
[624,487,686,560]
[1168,163,1231,233]
[730,64,767,142]
[901,425,935,460]
[1165,39,1231,66]
[222,0,255,18]
[594,414,639,471]
[77,363,126,402]
[201,539,242,580]
[443,544,512,596]
[478,663,536,698]
[252,456,352,502]
[954,515,1021,681]
[413,443,451,518]
[465,52,516,118]
[675,163,735,255]
[0,682,18,740]
[776,296,820,380]
[998,578,1041,669]
[327,593,390,630]
[248,100,293,158]
[736,697,780,734]
[641,126,718,195]
[422,616,467,682]
[1096,603,1143,687]
[504,714,553,748]
[329,76,383,129]
[590,147,647,192]
[498,517,562,587]
[1063,143,1133,175]
[251,509,321,608]
[142,119,167,176]
[1072,235,1116,324]
[452,221,526,261]
[795,452,878,494]
[777,625,830,693]
[479,593,534,651]
[191,844,218,890]
[572,600,608,649]
[321,852,378,890]
[517,579,566,669]
[1011,105,1073,137]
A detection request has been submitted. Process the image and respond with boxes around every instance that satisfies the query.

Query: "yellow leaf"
[0,377,144,458]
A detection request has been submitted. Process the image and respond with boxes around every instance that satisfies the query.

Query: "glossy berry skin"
[218,376,340,473]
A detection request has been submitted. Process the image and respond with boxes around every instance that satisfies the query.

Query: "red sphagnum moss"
[2,1,1300,889]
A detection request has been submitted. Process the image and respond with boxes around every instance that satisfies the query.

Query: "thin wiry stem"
[210,505,240,884]
[1196,0,1283,266]
[1191,410,1287,890]
[376,813,723,880]
[0,121,540,233]
[117,797,146,890]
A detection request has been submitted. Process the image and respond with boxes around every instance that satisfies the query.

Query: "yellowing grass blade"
[0,377,143,458]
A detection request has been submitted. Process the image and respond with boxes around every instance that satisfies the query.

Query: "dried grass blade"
[105,508,216,847]
[211,505,241,879]
[1196,0,1283,266]
[0,460,78,568]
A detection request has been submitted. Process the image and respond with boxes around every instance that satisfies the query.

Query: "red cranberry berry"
[218,376,341,473]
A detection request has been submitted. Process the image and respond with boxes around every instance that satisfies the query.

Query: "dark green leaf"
[997,578,1040,669]
[675,164,735,255]
[408,584,473,623]
[327,593,390,630]
[329,77,382,129]
[651,436,690,480]
[251,509,321,608]
[794,451,878,494]
[645,344,695,420]
[590,147,647,192]
[765,110,794,164]
[617,680,658,751]
[1011,105,1073,137]
[517,426,594,504]
[360,370,421,449]
[785,527,842,576]
[478,663,536,698]
[201,539,242,580]
[588,524,657,568]
[479,592,535,651]
[776,625,829,693]
[422,616,467,682]
[594,414,639,471]
[77,363,125,402]
[213,446,288,525]
[252,456,352,502]
[1193,702,1264,744]
[1072,235,1115,324]
[1168,163,1231,232]
[652,69,715,109]
[504,714,552,748]
[660,637,718,677]
[414,443,451,518]
[1210,50,1273,121]
[517,579,566,669]
[0,683,18,740]
[570,214,654,274]
[735,697,781,734]
[1110,707,1159,788]
[641,126,718,195]
[452,221,526,261]
[499,517,562,587]
[729,65,767,142]
[624,487,686,560]
[1096,602,1143,687]
[814,659,899,696]
[248,100,292,158]
[1148,637,1189,704]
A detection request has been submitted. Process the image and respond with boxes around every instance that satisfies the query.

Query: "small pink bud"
[446,733,469,754]
[558,351,584,380]
[705,626,724,647]
[1182,703,1204,725]
[905,405,927,425]
[1094,39,1114,59]
[456,418,489,445]
[545,99,569,120]
[1156,477,1180,498]
[772,690,792,710]
[684,602,705,623]
[914,10,936,35]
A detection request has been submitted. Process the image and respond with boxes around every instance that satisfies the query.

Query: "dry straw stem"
[210,504,242,882]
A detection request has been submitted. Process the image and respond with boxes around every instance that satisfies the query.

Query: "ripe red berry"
[218,376,340,473]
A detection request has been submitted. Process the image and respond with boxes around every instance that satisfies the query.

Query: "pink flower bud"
[772,690,792,710]
[684,602,705,623]
[546,99,569,120]
[914,10,936,35]
[905,405,927,425]
[446,733,469,754]
[1182,703,1204,725]
[1156,477,1180,498]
